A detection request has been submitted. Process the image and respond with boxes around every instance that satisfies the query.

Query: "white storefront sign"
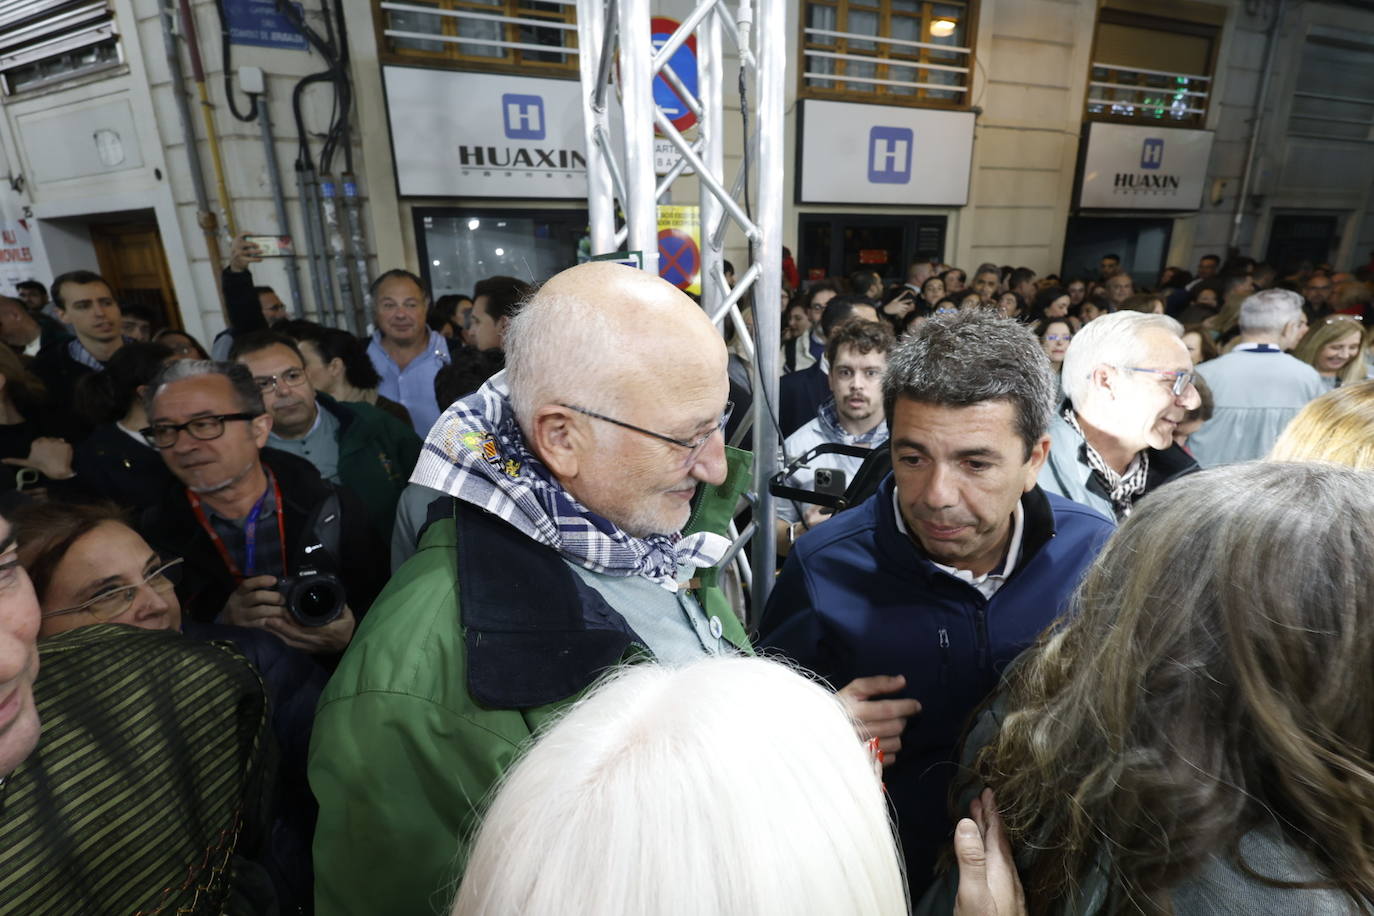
[0,221,35,296]
[1078,123,1214,210]
[797,100,974,206]
[384,68,587,199]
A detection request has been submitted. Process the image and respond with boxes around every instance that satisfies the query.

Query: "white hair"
[1061,311,1184,409]
[1239,288,1304,336]
[451,657,907,916]
[504,290,621,436]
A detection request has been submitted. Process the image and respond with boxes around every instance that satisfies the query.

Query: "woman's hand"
[954,788,1026,916]
[3,437,75,480]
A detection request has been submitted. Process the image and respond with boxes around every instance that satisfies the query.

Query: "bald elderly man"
[309,263,757,914]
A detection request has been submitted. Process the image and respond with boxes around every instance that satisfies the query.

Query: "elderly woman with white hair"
[1037,311,1201,521]
[452,656,1022,916]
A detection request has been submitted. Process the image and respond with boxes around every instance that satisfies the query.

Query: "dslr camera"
[277,494,346,627]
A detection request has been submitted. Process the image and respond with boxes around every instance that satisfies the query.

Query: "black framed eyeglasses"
[1119,366,1195,397]
[42,557,184,621]
[562,401,733,466]
[252,367,309,392]
[141,413,260,449]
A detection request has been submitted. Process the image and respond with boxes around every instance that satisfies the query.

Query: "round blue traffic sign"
[651,17,698,132]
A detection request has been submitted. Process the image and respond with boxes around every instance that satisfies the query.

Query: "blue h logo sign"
[1141,138,1164,169]
[867,127,913,184]
[502,94,545,140]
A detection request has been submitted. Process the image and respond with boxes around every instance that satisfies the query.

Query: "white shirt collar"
[116,419,149,445]
[893,490,1025,599]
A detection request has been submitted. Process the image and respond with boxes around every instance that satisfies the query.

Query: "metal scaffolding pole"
[575,0,618,256]
[576,0,785,614]
[751,0,785,606]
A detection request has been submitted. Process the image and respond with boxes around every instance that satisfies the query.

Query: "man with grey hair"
[759,309,1114,896]
[309,262,756,915]
[137,359,386,652]
[1186,289,1323,466]
[1039,311,1201,521]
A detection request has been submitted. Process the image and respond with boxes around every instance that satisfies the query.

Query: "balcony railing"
[1086,62,1210,125]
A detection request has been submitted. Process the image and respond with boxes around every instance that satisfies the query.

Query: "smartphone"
[244,235,295,257]
[814,468,847,497]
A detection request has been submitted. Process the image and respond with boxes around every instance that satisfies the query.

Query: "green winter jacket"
[309,448,753,916]
[321,394,423,539]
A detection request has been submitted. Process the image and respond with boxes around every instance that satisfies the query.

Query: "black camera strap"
[295,490,343,570]
[767,441,877,513]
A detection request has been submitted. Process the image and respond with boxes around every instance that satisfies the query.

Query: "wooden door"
[90,220,183,330]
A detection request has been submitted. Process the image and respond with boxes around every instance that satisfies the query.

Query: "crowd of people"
[0,235,1371,915]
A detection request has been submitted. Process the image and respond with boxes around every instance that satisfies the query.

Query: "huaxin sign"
[384,68,588,199]
[1078,123,1214,211]
[797,100,974,206]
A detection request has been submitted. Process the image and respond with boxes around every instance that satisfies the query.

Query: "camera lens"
[299,584,332,619]
[285,573,344,627]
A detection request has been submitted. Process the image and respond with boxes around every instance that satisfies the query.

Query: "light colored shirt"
[564,560,727,665]
[390,482,448,572]
[268,402,341,483]
[777,413,886,524]
[367,329,452,438]
[1188,344,1326,467]
[894,491,1024,600]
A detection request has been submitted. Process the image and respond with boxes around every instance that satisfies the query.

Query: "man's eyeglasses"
[252,367,309,392]
[562,401,734,466]
[1119,366,1195,397]
[42,557,184,621]
[141,413,260,449]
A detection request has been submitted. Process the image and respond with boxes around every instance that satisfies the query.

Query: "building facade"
[2,0,1373,342]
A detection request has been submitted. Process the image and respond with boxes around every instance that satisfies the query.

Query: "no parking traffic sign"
[657,205,700,295]
[651,17,698,133]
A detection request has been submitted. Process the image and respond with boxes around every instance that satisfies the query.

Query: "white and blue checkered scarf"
[410,372,730,591]
[816,398,888,447]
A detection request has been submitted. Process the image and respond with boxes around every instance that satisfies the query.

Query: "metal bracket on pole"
[576,0,786,616]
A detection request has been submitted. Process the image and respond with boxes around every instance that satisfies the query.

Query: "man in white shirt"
[775,319,894,556]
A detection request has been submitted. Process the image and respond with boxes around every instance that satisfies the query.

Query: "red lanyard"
[187,470,287,583]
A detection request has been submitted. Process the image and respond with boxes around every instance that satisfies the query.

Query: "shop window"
[1286,26,1374,142]
[799,212,947,281]
[799,0,977,109]
[375,0,577,76]
[415,207,588,298]
[1086,8,1218,127]
[0,0,122,95]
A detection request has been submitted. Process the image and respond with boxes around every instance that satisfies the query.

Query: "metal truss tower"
[576,0,786,611]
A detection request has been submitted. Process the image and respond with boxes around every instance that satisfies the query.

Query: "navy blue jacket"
[779,362,829,438]
[758,474,1113,894]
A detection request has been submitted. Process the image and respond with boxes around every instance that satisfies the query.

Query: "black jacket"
[139,448,388,636]
[32,340,99,442]
[72,423,174,513]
